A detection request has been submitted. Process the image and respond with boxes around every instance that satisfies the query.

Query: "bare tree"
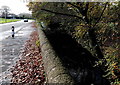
[0,8,2,18]
[1,6,10,19]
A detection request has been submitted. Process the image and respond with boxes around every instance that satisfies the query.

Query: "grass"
[0,18,20,24]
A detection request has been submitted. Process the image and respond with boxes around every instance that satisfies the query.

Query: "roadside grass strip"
[0,18,20,24]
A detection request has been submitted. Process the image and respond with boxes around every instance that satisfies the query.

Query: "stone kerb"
[37,27,74,84]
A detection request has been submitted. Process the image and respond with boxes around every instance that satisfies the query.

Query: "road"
[0,20,32,41]
[0,20,35,84]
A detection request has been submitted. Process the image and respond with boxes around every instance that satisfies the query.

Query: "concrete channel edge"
[37,27,75,84]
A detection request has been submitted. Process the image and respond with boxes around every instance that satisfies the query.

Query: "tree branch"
[84,3,89,24]
[41,8,84,21]
[92,2,108,28]
[67,2,89,24]
[66,2,83,15]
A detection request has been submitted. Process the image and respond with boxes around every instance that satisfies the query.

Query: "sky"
[0,0,31,15]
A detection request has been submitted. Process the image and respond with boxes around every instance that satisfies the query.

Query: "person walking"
[11,25,15,38]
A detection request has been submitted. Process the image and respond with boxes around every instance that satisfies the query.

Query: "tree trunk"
[88,29,104,59]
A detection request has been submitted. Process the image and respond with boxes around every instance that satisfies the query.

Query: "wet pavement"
[0,21,35,84]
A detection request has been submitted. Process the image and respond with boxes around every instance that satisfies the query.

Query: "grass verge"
[0,18,20,24]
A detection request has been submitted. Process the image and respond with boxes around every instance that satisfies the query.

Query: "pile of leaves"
[10,30,45,84]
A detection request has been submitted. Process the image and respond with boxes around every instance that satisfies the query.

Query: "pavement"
[0,21,35,84]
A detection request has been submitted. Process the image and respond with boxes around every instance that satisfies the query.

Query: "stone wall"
[37,27,74,84]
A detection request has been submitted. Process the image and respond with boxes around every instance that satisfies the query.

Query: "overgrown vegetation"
[28,2,120,84]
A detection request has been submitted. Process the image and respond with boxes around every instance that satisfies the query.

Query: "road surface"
[0,20,32,41]
[0,20,35,84]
